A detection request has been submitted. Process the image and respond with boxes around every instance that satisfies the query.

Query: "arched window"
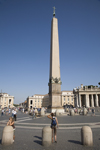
[9,99,11,104]
[30,100,33,105]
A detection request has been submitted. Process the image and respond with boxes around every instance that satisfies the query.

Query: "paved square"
[0,111,100,150]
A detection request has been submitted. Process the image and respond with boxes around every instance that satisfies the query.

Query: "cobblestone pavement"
[0,111,100,150]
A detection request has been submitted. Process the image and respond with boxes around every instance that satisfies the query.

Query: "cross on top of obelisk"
[53,6,56,17]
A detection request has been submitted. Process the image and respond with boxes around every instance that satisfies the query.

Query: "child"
[7,117,15,142]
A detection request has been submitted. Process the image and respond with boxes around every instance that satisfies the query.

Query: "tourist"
[9,108,11,115]
[1,108,4,116]
[23,108,24,113]
[32,109,36,119]
[12,109,14,118]
[13,109,17,121]
[7,117,15,142]
[47,113,59,143]
[38,108,41,116]
[92,108,95,116]
[6,108,9,115]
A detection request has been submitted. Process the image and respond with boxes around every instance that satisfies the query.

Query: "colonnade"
[75,94,100,108]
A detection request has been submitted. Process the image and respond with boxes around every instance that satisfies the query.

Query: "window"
[68,98,69,101]
[72,98,73,101]
[9,99,11,104]
[30,100,33,105]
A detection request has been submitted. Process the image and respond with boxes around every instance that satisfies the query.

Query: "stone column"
[75,95,78,107]
[91,95,94,107]
[61,95,63,106]
[85,94,89,107]
[98,95,100,107]
[95,94,98,107]
[87,94,89,107]
[79,94,81,107]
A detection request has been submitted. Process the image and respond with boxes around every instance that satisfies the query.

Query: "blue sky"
[0,0,100,104]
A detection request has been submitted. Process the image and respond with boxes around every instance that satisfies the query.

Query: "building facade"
[26,94,44,109]
[62,91,74,107]
[25,91,74,110]
[0,93,14,108]
[73,84,100,108]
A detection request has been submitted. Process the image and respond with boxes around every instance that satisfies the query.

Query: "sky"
[0,0,100,104]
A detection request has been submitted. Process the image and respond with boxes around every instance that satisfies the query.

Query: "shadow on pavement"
[34,136,42,145]
[34,136,42,140]
[34,140,42,145]
[68,140,81,145]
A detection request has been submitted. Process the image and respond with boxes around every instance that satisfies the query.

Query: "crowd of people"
[68,107,96,116]
[0,108,17,120]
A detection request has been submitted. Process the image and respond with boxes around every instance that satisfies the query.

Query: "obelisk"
[48,7,64,113]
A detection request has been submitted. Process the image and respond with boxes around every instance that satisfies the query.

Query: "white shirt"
[13,110,17,115]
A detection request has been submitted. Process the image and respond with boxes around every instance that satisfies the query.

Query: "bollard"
[34,109,38,117]
[42,126,52,147]
[70,109,74,116]
[65,108,69,112]
[83,108,87,115]
[2,126,13,145]
[81,126,93,146]
[56,110,59,116]
[41,108,45,116]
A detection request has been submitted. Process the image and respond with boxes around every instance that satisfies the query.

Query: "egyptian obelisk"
[48,7,64,113]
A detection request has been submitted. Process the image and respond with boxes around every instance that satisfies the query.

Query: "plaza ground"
[0,111,100,150]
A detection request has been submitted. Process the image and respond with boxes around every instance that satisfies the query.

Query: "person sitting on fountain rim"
[47,113,59,143]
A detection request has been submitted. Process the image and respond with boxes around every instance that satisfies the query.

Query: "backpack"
[51,117,57,127]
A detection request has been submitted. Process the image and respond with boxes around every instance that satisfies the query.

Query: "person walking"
[1,108,4,116]
[7,117,15,142]
[9,108,11,115]
[12,109,14,118]
[32,109,36,119]
[92,108,95,116]
[13,109,17,121]
[47,113,59,143]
